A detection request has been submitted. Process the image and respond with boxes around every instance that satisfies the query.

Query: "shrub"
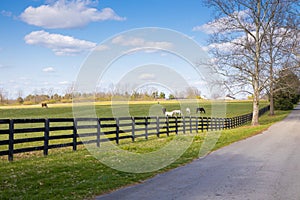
[23,101,35,105]
[274,95,294,110]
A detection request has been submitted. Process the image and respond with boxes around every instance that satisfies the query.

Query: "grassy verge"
[0,110,290,200]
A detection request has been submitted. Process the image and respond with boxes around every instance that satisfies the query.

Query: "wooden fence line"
[0,106,270,161]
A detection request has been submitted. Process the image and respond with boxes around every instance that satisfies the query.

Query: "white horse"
[171,110,182,117]
[162,108,182,117]
[165,111,174,117]
[186,107,191,116]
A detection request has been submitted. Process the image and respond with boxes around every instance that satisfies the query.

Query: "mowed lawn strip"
[0,108,290,200]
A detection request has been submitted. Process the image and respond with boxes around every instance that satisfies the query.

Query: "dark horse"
[196,107,205,114]
[41,103,48,108]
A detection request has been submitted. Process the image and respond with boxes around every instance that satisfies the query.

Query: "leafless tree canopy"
[203,0,299,125]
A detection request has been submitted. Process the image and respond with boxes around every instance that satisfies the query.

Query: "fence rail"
[0,105,270,161]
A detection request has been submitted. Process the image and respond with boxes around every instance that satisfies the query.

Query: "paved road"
[96,105,300,200]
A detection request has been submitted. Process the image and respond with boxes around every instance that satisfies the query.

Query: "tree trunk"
[252,84,260,126]
[269,61,275,115]
[269,92,274,115]
[251,0,261,126]
[268,24,275,116]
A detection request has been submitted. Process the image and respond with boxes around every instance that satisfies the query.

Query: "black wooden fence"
[0,105,270,161]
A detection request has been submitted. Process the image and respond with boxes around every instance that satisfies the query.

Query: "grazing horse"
[162,108,181,117]
[196,107,205,114]
[41,103,48,108]
[171,110,182,117]
[165,111,174,117]
[186,107,191,116]
[162,108,174,117]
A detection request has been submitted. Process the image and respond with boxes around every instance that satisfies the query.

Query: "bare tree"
[64,82,76,99]
[0,88,5,104]
[185,87,201,99]
[48,88,54,99]
[203,0,299,125]
[262,0,299,115]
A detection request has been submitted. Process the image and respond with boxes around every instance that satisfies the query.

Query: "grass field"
[0,100,283,200]
[0,100,269,119]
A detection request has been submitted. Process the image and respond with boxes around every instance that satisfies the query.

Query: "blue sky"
[0,0,215,99]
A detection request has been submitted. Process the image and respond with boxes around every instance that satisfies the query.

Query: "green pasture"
[0,100,269,119]
[0,100,269,154]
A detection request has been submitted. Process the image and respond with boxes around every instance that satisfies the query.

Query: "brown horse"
[41,103,48,108]
[196,107,205,114]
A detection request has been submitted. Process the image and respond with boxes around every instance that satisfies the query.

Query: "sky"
[0,0,216,99]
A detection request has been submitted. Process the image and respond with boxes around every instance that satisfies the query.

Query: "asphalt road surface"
[96,104,300,200]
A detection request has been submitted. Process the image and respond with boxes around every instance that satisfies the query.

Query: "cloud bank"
[24,30,96,56]
[20,0,126,29]
[42,67,55,73]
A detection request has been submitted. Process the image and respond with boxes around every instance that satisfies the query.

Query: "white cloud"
[112,36,144,46]
[206,31,256,53]
[193,22,218,34]
[24,30,96,56]
[1,10,12,17]
[112,35,173,49]
[94,44,109,51]
[139,73,156,81]
[0,64,10,69]
[59,81,69,85]
[20,0,126,29]
[42,67,55,72]
[193,10,252,34]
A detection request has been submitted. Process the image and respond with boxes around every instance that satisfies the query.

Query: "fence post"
[201,117,204,132]
[207,117,210,131]
[44,118,49,156]
[97,118,101,147]
[156,116,160,137]
[116,118,120,144]
[73,119,77,151]
[175,117,178,135]
[8,119,14,161]
[213,118,216,130]
[195,117,198,133]
[235,117,237,127]
[145,117,148,140]
[182,116,186,134]
[226,118,229,129]
[166,117,169,136]
[189,116,192,133]
[131,117,135,142]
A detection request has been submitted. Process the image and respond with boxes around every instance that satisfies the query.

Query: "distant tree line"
[0,86,202,105]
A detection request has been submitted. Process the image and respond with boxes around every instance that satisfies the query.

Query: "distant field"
[0,100,269,119]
